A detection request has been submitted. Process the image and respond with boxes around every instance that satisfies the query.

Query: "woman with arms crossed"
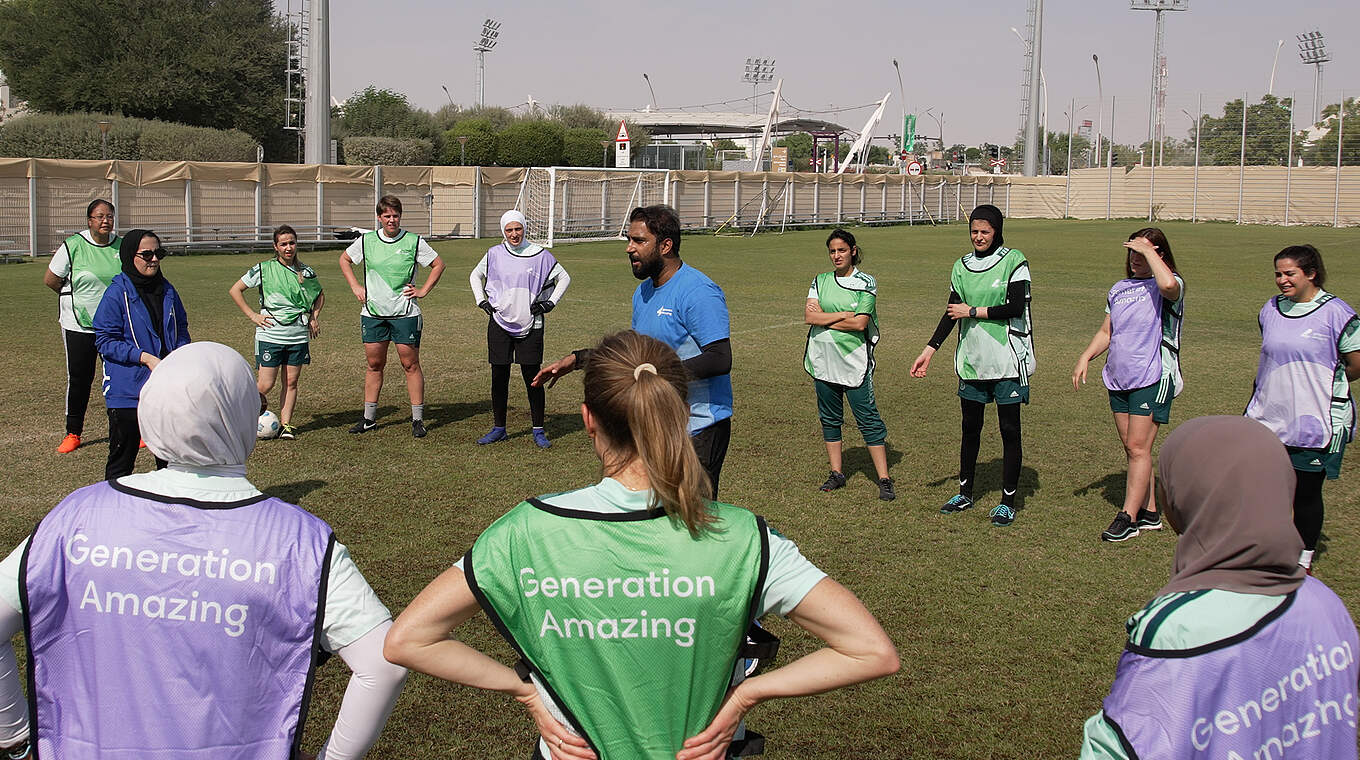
[804,229,894,501]
[385,331,898,760]
[1073,228,1184,542]
[229,225,324,439]
[1244,245,1359,572]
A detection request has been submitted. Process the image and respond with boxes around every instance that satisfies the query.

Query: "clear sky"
[294,0,1356,147]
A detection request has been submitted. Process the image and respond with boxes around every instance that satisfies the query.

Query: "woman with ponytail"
[386,330,898,760]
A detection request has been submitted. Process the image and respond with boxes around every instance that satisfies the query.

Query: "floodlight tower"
[743,58,775,114]
[1017,0,1044,177]
[1130,0,1188,169]
[302,0,331,164]
[474,19,501,109]
[1297,31,1330,125]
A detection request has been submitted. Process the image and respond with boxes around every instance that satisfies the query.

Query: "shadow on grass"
[419,400,494,432]
[926,458,1040,510]
[304,405,404,433]
[842,445,906,483]
[1072,471,1127,509]
[494,411,584,442]
[262,479,328,503]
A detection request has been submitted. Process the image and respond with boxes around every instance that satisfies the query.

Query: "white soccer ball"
[257,410,281,439]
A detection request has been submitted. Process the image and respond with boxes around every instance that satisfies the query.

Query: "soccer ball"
[257,410,281,439]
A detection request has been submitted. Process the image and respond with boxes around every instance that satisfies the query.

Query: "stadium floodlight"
[474,18,501,108]
[1130,0,1188,171]
[1013,0,1044,176]
[1297,31,1330,125]
[742,57,775,113]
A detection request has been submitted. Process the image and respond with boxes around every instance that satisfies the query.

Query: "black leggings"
[491,363,545,428]
[63,329,99,435]
[1293,468,1326,550]
[959,399,1022,504]
[106,407,166,481]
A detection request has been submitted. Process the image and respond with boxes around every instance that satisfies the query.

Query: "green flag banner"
[903,114,916,153]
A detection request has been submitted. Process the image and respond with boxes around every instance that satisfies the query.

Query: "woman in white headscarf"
[469,210,571,448]
[0,342,407,759]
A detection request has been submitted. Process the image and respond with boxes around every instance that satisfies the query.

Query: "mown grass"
[4,218,1359,758]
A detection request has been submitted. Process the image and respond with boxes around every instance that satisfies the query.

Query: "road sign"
[615,120,630,143]
[989,158,1006,167]
[906,160,923,176]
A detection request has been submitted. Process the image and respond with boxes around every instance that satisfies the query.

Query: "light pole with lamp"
[1011,25,1046,174]
[1297,31,1330,125]
[1180,103,1201,221]
[441,84,455,109]
[742,58,774,114]
[924,108,943,167]
[97,120,112,160]
[600,140,610,168]
[1092,55,1104,168]
[642,73,657,111]
[473,18,501,109]
[457,135,469,165]
[892,58,908,172]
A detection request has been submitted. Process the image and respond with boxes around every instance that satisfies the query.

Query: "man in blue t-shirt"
[534,205,734,494]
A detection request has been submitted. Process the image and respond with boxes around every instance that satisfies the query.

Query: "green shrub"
[340,136,434,166]
[0,112,255,161]
[561,127,610,167]
[495,120,564,167]
[443,120,498,165]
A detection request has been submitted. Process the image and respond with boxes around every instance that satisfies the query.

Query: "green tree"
[0,0,292,158]
[774,133,813,171]
[338,87,441,151]
[496,120,565,167]
[1303,98,1360,166]
[1194,95,1293,166]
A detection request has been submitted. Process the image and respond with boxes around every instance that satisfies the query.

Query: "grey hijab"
[138,342,257,474]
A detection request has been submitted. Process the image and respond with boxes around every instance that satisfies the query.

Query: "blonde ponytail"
[583,331,715,536]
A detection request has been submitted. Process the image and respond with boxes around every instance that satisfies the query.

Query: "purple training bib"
[485,243,559,337]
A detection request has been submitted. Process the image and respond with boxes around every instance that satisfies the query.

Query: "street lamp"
[457,135,469,165]
[891,58,908,171]
[1268,40,1285,96]
[473,18,501,108]
[97,120,112,160]
[924,108,944,154]
[742,58,775,114]
[642,73,657,111]
[600,140,610,167]
[441,84,455,109]
[1297,31,1330,125]
[1092,55,1103,168]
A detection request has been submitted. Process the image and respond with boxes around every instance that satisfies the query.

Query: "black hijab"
[119,229,166,343]
[968,204,1005,256]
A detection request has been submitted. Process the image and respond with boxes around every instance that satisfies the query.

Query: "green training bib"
[467,498,768,760]
[361,231,419,318]
[950,248,1035,381]
[66,233,122,328]
[804,270,879,387]
[258,259,322,325]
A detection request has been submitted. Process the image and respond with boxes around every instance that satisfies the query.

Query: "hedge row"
[340,136,434,167]
[0,113,258,161]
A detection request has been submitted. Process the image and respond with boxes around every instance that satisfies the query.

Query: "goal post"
[516,167,670,246]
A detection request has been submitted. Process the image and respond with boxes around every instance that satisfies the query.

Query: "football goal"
[515,167,670,247]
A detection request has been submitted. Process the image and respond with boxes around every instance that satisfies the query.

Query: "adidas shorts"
[1286,445,1345,480]
[256,339,311,368]
[1108,383,1171,424]
[361,315,422,346]
[958,378,1029,405]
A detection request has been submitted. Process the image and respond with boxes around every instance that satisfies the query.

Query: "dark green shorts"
[256,340,310,368]
[361,315,422,345]
[958,378,1029,405]
[1287,445,1345,480]
[1108,383,1172,424]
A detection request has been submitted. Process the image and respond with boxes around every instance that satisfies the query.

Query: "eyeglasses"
[135,249,168,261]
[88,214,114,221]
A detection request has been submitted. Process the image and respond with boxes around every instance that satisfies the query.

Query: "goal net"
[516,168,670,247]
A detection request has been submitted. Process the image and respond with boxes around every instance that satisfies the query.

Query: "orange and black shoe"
[56,433,81,454]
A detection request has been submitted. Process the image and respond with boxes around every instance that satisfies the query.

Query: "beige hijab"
[1157,416,1305,597]
[138,342,258,475]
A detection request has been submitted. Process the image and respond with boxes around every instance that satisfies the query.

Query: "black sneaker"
[279,424,297,440]
[878,477,896,501]
[819,471,847,492]
[1134,508,1162,530]
[989,504,1016,527]
[412,419,427,438]
[940,494,974,513]
[1102,511,1139,542]
[348,418,376,434]
[3,740,30,759]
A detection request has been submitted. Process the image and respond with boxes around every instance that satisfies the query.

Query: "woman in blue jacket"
[93,230,190,480]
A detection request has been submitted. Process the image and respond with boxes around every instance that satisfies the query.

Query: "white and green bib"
[950,248,1035,381]
[804,270,879,387]
[361,231,419,318]
[66,233,122,328]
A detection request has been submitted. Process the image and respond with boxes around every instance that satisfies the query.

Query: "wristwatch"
[969,306,977,318]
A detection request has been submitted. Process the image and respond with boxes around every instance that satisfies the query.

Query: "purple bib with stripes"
[485,243,558,337]
[1104,278,1166,392]
[1103,577,1359,760]
[22,480,333,760]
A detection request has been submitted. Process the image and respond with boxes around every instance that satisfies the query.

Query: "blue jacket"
[93,273,190,408]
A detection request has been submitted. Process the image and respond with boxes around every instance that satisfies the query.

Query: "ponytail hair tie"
[633,363,657,380]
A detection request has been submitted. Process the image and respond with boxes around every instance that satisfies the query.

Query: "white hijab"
[138,342,258,475]
[500,209,542,255]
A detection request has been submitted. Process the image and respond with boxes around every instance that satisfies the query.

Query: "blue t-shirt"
[632,263,734,434]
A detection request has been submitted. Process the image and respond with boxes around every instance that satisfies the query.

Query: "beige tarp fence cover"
[2,158,1357,256]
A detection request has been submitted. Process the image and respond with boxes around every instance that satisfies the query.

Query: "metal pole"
[1268,40,1284,96]
[1093,55,1103,168]
[1285,93,1294,226]
[1107,96,1115,220]
[1335,89,1344,228]
[1022,0,1043,176]
[184,179,193,243]
[1237,92,1247,225]
[1192,94,1200,222]
[1065,98,1074,218]
[27,172,37,256]
[303,0,330,164]
[1147,9,1160,170]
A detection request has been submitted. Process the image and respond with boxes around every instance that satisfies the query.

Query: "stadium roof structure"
[605,110,849,138]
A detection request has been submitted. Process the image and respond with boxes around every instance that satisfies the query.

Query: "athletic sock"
[1299,549,1315,569]
[411,404,424,422]
[363,402,378,421]
[958,478,973,499]
[1001,487,1017,508]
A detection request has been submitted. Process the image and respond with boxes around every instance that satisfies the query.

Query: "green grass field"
[4,218,1360,757]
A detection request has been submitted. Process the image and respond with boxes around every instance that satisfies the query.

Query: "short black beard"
[632,256,663,281]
